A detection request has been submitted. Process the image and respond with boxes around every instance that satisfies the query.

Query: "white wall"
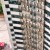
[0,19,12,48]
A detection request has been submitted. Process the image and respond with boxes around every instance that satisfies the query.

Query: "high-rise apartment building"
[44,0,50,50]
[1,0,50,50]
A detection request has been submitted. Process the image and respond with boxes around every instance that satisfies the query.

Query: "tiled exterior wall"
[1,0,45,50]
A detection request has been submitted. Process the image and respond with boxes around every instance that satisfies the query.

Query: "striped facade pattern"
[1,0,44,50]
[44,0,50,50]
[1,0,24,50]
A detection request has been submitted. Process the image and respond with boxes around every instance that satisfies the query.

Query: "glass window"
[46,1,50,7]
[10,8,22,12]
[14,27,24,30]
[45,24,50,30]
[9,0,21,5]
[12,15,22,18]
[45,9,50,16]
[10,0,16,1]
[44,30,50,36]
[12,21,23,24]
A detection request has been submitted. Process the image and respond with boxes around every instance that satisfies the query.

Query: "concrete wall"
[0,18,12,48]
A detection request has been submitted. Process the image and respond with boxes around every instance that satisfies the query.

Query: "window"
[10,29,14,31]
[12,15,22,18]
[5,4,9,8]
[44,24,50,30]
[46,1,50,7]
[45,9,50,16]
[8,18,11,21]
[7,11,10,14]
[15,32,24,35]
[12,21,23,24]
[9,0,21,5]
[9,23,13,26]
[14,27,24,30]
[10,8,22,12]
[10,0,16,1]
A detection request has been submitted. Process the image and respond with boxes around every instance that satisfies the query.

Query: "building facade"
[44,0,50,50]
[1,0,50,50]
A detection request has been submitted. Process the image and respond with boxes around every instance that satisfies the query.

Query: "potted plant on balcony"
[0,3,4,18]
